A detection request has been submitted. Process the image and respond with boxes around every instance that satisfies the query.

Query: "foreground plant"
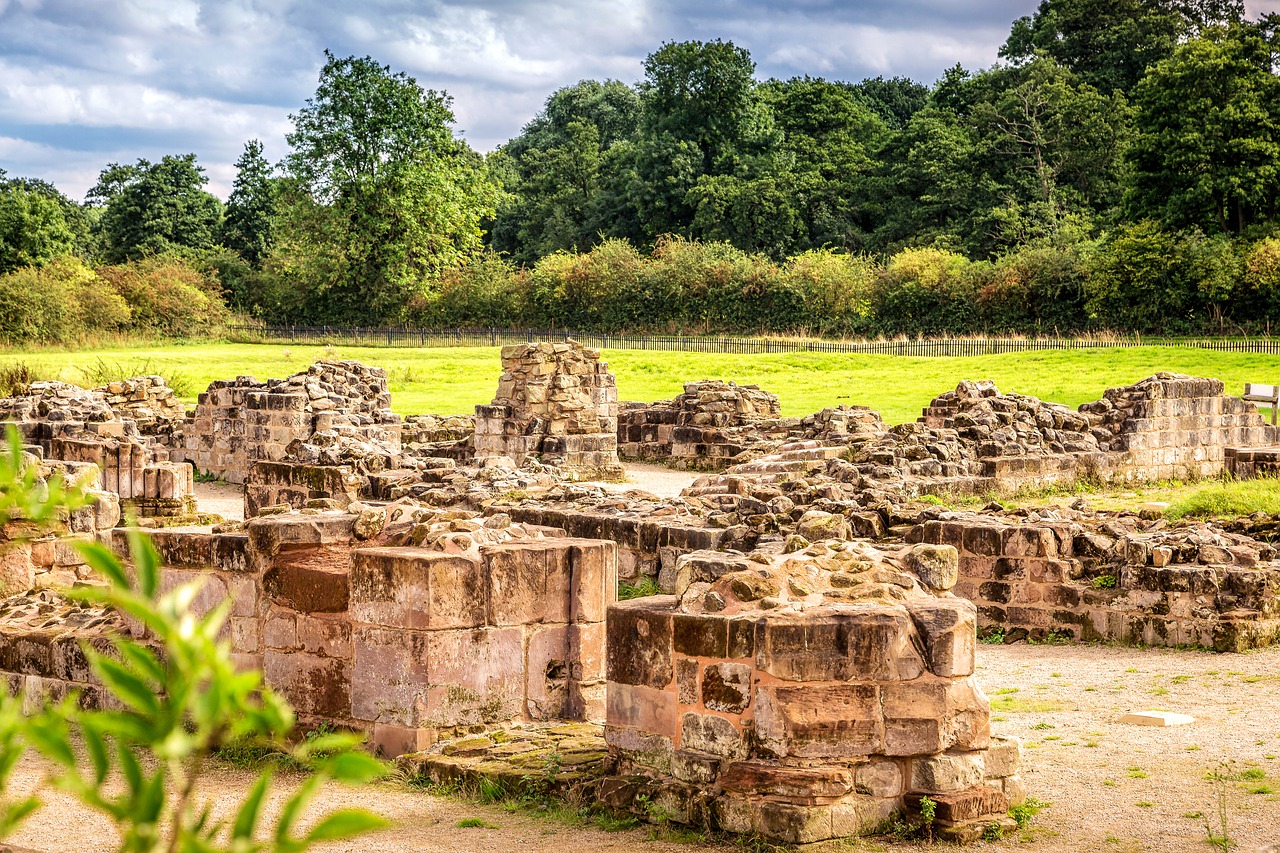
[21,529,389,852]
[0,426,386,851]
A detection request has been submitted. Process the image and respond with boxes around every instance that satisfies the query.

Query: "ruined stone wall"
[0,380,194,515]
[915,513,1280,651]
[27,508,619,758]
[473,343,623,481]
[170,361,400,485]
[0,459,121,596]
[618,381,883,470]
[602,541,1023,844]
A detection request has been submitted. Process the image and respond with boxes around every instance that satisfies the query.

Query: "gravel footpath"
[5,642,1277,852]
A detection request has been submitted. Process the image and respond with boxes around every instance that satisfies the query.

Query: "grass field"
[4,342,1279,425]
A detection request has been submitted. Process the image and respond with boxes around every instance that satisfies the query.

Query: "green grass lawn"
[4,341,1279,425]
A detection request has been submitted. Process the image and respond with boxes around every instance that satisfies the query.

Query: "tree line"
[4,0,1280,340]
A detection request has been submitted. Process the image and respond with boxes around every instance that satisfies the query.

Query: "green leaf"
[117,740,143,794]
[231,770,272,839]
[322,751,388,784]
[116,641,166,686]
[80,718,110,785]
[274,774,322,844]
[303,809,388,842]
[128,526,160,598]
[90,657,160,716]
[73,541,129,589]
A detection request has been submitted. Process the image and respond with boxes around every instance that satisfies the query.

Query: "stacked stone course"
[601,540,1022,843]
[914,511,1280,651]
[0,380,195,517]
[170,360,401,485]
[473,342,623,481]
[618,380,884,470]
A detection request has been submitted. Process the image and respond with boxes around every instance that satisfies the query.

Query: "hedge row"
[405,225,1280,336]
[0,255,229,343]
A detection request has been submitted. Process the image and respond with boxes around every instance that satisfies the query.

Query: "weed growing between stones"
[618,575,662,599]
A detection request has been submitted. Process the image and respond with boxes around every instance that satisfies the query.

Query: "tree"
[632,40,775,239]
[274,52,500,324]
[1000,0,1244,94]
[489,80,641,262]
[0,184,74,273]
[1126,24,1280,233]
[96,155,223,262]
[221,139,277,265]
[847,76,930,129]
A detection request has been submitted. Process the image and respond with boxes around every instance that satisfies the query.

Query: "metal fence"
[224,325,1280,357]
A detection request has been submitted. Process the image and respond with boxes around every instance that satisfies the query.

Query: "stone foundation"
[170,361,401,485]
[600,540,1023,843]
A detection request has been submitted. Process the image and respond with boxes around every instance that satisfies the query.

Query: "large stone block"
[263,650,351,719]
[349,548,485,630]
[606,681,678,738]
[906,599,977,678]
[483,542,570,626]
[263,548,351,613]
[753,683,882,759]
[754,605,925,683]
[606,599,675,688]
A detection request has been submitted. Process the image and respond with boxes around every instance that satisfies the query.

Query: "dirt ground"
[5,642,1277,853]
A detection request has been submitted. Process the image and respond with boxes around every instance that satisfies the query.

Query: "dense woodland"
[5,0,1280,340]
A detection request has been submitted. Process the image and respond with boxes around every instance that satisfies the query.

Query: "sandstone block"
[606,599,675,688]
[349,548,485,630]
[680,712,746,759]
[754,683,882,759]
[910,751,985,794]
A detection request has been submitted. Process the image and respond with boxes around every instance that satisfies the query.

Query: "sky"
[1,0,1278,201]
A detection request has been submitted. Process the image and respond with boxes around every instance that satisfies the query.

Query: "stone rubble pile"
[618,381,885,470]
[95,376,185,437]
[0,381,118,429]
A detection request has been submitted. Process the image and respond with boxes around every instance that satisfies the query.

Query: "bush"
[778,249,877,337]
[1084,222,1240,334]
[873,247,978,335]
[408,250,528,327]
[0,256,129,344]
[96,255,229,336]
[976,242,1092,334]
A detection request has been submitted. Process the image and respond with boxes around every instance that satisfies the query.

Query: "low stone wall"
[601,540,1022,844]
[103,508,619,757]
[494,503,730,583]
[914,513,1280,651]
[244,461,364,517]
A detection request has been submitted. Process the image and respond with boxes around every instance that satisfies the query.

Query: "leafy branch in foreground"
[22,528,390,852]
[0,426,387,851]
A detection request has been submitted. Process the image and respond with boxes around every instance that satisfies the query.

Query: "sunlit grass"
[3,341,1278,423]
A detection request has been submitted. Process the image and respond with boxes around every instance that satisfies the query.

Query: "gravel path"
[6,642,1277,852]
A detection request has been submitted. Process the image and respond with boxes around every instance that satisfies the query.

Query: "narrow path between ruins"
[7,642,1276,853]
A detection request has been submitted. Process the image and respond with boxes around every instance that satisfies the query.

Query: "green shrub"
[874,247,978,335]
[0,256,130,344]
[97,255,229,336]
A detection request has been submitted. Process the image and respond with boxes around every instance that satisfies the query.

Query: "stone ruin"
[474,342,624,481]
[7,347,1280,843]
[619,380,884,469]
[0,379,194,518]
[600,540,1021,843]
[169,359,402,487]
